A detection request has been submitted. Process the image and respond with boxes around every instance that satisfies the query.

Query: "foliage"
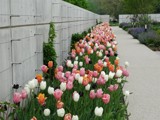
[64,0,88,9]
[70,33,84,50]
[119,22,132,30]
[138,30,160,47]
[0,101,17,120]
[122,0,156,14]
[43,22,57,78]
[128,27,145,39]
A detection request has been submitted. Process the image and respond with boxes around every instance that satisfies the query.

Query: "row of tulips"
[12,22,130,120]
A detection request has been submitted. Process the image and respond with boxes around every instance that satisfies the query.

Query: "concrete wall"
[119,14,160,23]
[0,0,109,101]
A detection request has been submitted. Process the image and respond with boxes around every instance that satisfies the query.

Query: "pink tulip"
[94,46,97,51]
[96,76,106,85]
[98,60,103,67]
[110,51,114,56]
[108,85,114,92]
[114,84,119,91]
[80,68,85,76]
[93,71,98,77]
[41,65,48,73]
[122,69,129,77]
[65,71,71,78]
[102,94,110,104]
[73,64,78,69]
[71,53,76,58]
[13,92,22,104]
[68,75,74,82]
[21,89,27,99]
[58,66,63,72]
[90,90,96,99]
[66,81,73,90]
[54,89,63,100]
[88,71,93,77]
[96,89,103,98]
[105,51,108,55]
[85,57,90,64]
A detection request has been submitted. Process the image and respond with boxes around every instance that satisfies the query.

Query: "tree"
[64,0,88,9]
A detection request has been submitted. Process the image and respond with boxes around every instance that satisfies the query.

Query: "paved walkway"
[112,27,160,120]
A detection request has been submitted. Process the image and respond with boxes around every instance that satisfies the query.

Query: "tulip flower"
[73,91,80,102]
[44,108,50,116]
[57,108,65,117]
[13,92,22,104]
[48,61,53,68]
[94,107,103,116]
[54,89,63,100]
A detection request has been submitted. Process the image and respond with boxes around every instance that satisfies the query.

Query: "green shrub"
[70,33,84,50]
[43,22,57,78]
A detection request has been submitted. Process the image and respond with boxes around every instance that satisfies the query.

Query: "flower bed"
[0,23,130,120]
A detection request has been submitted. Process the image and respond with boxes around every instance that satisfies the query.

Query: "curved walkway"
[112,26,160,120]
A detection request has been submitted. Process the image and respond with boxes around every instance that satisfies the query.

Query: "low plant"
[128,27,145,39]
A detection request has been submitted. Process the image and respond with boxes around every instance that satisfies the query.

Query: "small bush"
[119,22,132,29]
[138,30,160,47]
[70,33,84,50]
[128,27,145,39]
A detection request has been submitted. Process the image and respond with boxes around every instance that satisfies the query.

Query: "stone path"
[112,26,160,120]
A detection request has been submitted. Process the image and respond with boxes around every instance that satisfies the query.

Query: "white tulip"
[72,115,79,120]
[101,71,105,77]
[94,107,103,116]
[75,73,80,80]
[103,62,107,67]
[67,60,72,67]
[70,64,74,68]
[116,70,122,77]
[48,86,54,95]
[85,84,91,91]
[92,78,97,83]
[79,52,83,56]
[116,57,120,60]
[40,81,46,90]
[33,78,38,87]
[24,85,30,94]
[124,90,130,97]
[78,77,83,84]
[98,52,102,57]
[60,82,66,91]
[79,62,83,67]
[28,80,36,89]
[73,91,80,102]
[104,75,109,82]
[107,42,111,47]
[117,78,122,83]
[109,71,115,79]
[75,56,78,61]
[74,61,78,65]
[125,61,129,68]
[57,108,65,117]
[44,108,50,116]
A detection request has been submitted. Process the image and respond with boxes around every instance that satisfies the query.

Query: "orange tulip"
[37,93,47,105]
[114,59,119,66]
[48,61,53,68]
[36,74,43,83]
[83,76,89,86]
[56,100,64,109]
[94,63,103,73]
[31,116,37,120]
[109,64,115,72]
[64,113,72,120]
